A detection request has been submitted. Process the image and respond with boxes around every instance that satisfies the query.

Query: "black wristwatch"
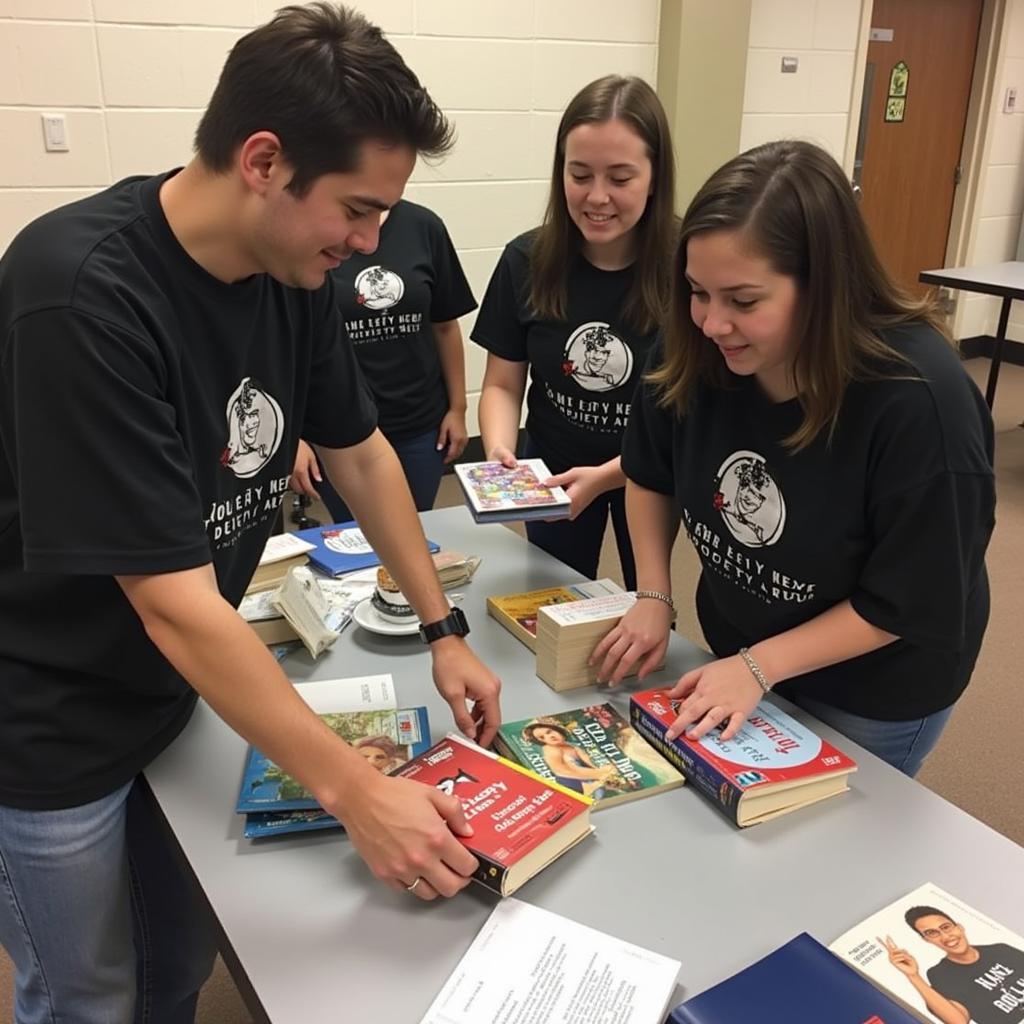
[419,606,470,644]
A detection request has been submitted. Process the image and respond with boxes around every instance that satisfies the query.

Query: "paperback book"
[294,520,439,577]
[393,733,593,896]
[493,703,684,809]
[486,578,624,652]
[830,882,1024,1024]
[535,591,650,691]
[245,533,315,593]
[668,932,924,1024]
[453,459,571,524]
[237,705,431,812]
[420,898,680,1024]
[629,688,857,827]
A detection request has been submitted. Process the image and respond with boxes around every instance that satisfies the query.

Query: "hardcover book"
[486,578,624,652]
[237,705,431,812]
[668,932,924,1023]
[830,882,1024,1024]
[393,733,593,896]
[453,459,571,524]
[493,703,683,809]
[420,898,680,1024]
[294,520,439,577]
[629,688,857,827]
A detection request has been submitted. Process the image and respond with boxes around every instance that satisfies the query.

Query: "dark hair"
[529,75,676,334]
[649,140,944,449]
[522,721,571,745]
[353,734,402,760]
[905,905,954,932]
[195,3,453,195]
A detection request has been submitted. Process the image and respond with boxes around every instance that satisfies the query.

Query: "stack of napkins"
[535,591,639,691]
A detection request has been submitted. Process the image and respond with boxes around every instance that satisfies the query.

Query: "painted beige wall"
[0,0,660,433]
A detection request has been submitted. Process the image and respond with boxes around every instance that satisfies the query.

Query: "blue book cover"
[668,933,924,1024]
[243,808,341,839]
[294,521,440,577]
[237,706,431,813]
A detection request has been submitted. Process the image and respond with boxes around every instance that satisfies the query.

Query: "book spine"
[470,852,508,896]
[629,704,741,827]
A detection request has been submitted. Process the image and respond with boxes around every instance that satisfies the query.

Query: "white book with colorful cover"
[454,459,571,523]
[830,882,1024,1024]
[257,532,315,566]
[419,898,680,1024]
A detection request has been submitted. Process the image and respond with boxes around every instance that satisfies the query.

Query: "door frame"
[843,0,1009,337]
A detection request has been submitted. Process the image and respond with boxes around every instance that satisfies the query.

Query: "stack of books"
[534,591,640,691]
[454,459,571,524]
[486,578,624,652]
[244,532,315,594]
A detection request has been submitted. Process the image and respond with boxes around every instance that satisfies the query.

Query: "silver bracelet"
[738,647,772,694]
[634,589,676,619]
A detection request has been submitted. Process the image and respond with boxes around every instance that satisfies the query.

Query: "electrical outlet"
[41,114,69,152]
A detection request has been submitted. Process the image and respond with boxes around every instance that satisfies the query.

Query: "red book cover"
[630,688,857,826]
[394,734,593,895]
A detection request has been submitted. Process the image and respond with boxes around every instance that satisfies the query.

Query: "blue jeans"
[523,439,637,590]
[318,428,446,523]
[0,778,217,1023]
[787,694,955,778]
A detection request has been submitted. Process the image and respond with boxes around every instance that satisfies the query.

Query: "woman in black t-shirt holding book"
[290,200,476,522]
[592,140,995,777]
[471,76,677,590]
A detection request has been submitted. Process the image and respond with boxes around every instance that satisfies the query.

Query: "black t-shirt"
[333,199,475,441]
[927,943,1024,1024]
[622,323,995,720]
[471,231,659,472]
[0,171,377,809]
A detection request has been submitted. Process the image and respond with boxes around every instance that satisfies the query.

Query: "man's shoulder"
[0,175,161,325]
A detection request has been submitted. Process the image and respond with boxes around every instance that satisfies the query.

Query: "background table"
[919,260,1024,407]
[145,507,1024,1022]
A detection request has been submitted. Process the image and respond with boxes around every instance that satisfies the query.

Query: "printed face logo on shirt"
[220,377,284,479]
[353,265,405,310]
[561,322,633,393]
[713,451,786,547]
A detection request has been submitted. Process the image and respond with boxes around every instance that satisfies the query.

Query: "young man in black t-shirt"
[884,907,1024,1024]
[0,6,500,1020]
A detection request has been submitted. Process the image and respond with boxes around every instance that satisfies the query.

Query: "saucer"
[352,597,420,637]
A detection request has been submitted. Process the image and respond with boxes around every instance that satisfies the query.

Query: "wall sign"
[885,60,909,122]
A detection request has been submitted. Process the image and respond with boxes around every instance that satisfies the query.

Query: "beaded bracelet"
[635,589,677,620]
[738,646,772,694]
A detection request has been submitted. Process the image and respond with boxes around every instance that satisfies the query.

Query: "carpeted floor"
[2,357,1021,1022]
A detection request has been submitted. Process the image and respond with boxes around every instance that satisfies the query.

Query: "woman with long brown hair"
[471,75,677,589]
[593,140,995,777]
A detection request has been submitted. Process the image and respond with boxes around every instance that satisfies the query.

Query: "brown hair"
[195,3,452,196]
[649,140,944,449]
[529,75,676,334]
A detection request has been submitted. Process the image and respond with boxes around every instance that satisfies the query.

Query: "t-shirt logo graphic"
[354,265,404,310]
[713,451,786,547]
[221,377,284,479]
[562,322,633,393]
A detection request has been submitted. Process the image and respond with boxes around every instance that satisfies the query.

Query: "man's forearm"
[433,320,467,413]
[119,568,378,817]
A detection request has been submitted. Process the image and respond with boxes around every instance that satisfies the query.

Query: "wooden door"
[855,0,983,294]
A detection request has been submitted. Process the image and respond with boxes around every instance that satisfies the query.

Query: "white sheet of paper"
[292,675,396,713]
[420,899,680,1024]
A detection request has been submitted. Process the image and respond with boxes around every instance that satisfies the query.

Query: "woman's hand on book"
[664,657,761,742]
[544,465,606,520]
[486,444,518,468]
[337,771,479,901]
[590,601,672,686]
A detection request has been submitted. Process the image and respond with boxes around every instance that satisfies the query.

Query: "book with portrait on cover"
[629,688,857,827]
[493,703,683,810]
[393,733,593,896]
[829,882,1024,1024]
[453,459,571,524]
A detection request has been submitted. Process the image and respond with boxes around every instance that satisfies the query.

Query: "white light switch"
[41,114,69,152]
[1005,87,1018,114]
